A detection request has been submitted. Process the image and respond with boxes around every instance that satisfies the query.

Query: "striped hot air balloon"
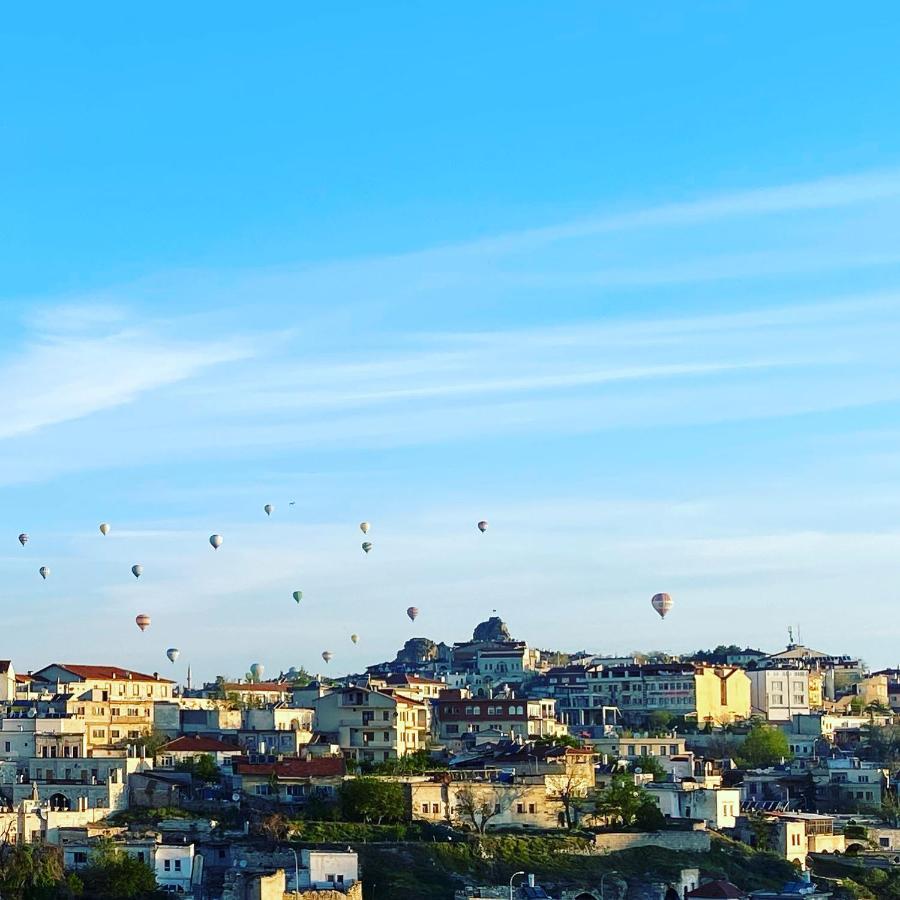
[135,614,151,632]
[651,592,674,619]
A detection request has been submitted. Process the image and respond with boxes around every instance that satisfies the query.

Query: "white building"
[646,782,740,830]
[155,841,195,894]
[747,668,810,722]
[296,848,358,891]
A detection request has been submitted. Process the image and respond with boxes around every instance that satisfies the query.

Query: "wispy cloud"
[0,309,254,440]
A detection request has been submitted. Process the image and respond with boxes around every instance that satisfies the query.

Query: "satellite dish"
[27,708,37,718]
[239,860,247,869]
[232,792,240,802]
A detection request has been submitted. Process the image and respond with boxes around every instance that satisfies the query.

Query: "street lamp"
[509,871,525,900]
[600,871,620,899]
[284,845,299,900]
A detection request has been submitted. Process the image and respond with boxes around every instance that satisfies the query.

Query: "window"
[516,803,525,813]
[164,860,171,871]
[445,724,459,734]
[174,860,181,871]
[432,803,439,814]
[4,742,9,752]
[422,803,429,813]
[137,852,145,862]
[528,803,536,814]
[74,852,87,864]
[472,707,480,715]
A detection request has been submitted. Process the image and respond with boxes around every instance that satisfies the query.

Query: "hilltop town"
[0,618,898,899]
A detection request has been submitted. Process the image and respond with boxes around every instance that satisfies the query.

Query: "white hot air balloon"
[166,648,180,663]
[651,592,674,619]
[359,522,370,534]
[321,651,333,664]
[99,523,111,536]
[39,566,49,580]
[407,606,419,622]
[132,564,143,579]
[264,504,273,516]
[350,633,359,644]
[250,662,264,681]
[209,534,223,550]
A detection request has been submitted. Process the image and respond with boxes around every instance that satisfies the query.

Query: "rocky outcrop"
[472,616,511,643]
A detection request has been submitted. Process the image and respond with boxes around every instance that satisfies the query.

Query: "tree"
[594,775,658,829]
[366,749,445,775]
[548,770,592,829]
[631,755,667,782]
[738,725,792,769]
[339,778,405,824]
[0,842,78,900]
[256,813,289,844]
[78,843,162,900]
[128,729,168,760]
[174,753,221,784]
[453,785,502,834]
[531,734,585,751]
[646,710,674,734]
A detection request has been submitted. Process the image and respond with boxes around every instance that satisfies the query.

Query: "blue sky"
[2,3,900,680]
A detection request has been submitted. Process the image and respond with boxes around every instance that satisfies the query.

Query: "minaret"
[186,665,193,691]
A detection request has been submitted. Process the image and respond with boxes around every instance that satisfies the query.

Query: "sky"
[2,3,900,680]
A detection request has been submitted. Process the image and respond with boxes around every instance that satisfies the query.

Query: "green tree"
[339,778,405,824]
[738,725,792,768]
[174,753,221,783]
[0,843,77,900]
[594,775,659,829]
[78,843,162,900]
[367,749,446,775]
[646,711,674,734]
[631,755,667,782]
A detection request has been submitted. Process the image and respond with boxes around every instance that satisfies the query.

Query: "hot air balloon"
[477,521,488,533]
[361,541,373,554]
[166,648,180,663]
[292,591,303,604]
[321,651,333,664]
[135,614,151,632]
[651,592,674,619]
[209,534,223,550]
[250,662,264,681]
[39,566,49,580]
[99,523,110,536]
[132,564,143,579]
[264,504,273,516]
[407,606,419,622]
[350,634,359,644]
[18,533,28,546]
[359,522,370,534]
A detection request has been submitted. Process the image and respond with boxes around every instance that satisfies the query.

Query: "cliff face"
[472,616,511,643]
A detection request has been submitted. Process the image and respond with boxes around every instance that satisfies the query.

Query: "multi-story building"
[433,691,566,751]
[646,782,741,830]
[747,668,810,722]
[583,664,750,726]
[233,756,346,804]
[29,665,175,750]
[313,686,429,764]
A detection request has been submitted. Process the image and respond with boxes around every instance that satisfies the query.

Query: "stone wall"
[290,885,363,900]
[591,830,710,853]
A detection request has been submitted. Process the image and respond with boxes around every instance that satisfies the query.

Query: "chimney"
[527,874,536,887]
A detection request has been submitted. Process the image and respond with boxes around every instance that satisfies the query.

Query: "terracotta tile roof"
[15,674,32,683]
[162,736,243,753]
[54,664,175,684]
[235,757,346,778]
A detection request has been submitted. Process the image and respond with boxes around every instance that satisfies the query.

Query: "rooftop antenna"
[788,626,793,646]
[797,624,802,645]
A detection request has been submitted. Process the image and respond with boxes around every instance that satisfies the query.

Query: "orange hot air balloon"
[135,614,151,632]
[651,593,674,619]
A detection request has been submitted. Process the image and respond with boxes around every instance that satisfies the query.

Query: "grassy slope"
[355,834,799,900]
